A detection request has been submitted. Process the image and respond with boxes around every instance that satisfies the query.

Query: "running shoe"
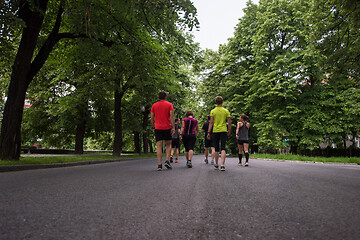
[220,166,225,171]
[157,165,162,171]
[187,161,192,168]
[238,161,242,166]
[244,162,249,167]
[175,159,178,163]
[164,161,172,169]
[214,164,219,170]
[211,160,214,165]
[170,156,173,163]
[205,159,208,164]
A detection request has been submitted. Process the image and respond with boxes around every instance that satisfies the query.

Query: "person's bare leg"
[185,152,189,161]
[244,143,249,153]
[205,147,209,160]
[189,150,194,160]
[211,147,215,162]
[244,143,249,165]
[221,150,226,165]
[175,148,179,160]
[165,140,172,161]
[238,144,243,154]
[238,144,243,165]
[156,141,163,165]
[214,152,219,165]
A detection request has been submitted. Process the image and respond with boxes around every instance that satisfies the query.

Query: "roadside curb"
[0,158,139,173]
[252,157,359,166]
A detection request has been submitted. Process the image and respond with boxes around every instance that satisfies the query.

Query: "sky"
[191,0,259,51]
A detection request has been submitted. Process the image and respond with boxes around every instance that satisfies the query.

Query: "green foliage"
[197,0,360,155]
[14,0,200,151]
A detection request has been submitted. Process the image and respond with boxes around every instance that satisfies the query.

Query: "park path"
[0,156,359,239]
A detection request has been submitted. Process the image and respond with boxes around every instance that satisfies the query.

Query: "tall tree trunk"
[142,107,150,153]
[0,0,49,160]
[75,121,86,154]
[142,132,148,153]
[148,139,154,153]
[113,83,123,156]
[134,131,140,153]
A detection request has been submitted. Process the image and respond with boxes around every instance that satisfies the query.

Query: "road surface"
[0,156,359,239]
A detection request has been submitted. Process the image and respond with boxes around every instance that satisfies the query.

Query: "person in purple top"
[180,110,199,168]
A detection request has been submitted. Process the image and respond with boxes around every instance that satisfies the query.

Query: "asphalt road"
[0,156,359,240]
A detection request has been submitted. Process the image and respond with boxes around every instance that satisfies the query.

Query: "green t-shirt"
[210,107,230,133]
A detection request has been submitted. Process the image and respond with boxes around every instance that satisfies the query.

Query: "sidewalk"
[0,154,138,172]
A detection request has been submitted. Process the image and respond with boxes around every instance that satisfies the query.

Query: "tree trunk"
[0,0,49,160]
[134,131,140,153]
[142,107,150,153]
[148,139,154,153]
[113,83,123,156]
[75,121,86,154]
[142,132,148,153]
[290,142,298,155]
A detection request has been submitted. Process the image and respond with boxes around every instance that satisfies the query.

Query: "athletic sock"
[245,152,249,162]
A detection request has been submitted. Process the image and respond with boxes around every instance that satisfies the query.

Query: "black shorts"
[212,132,227,152]
[155,129,172,142]
[182,134,196,152]
[237,140,249,145]
[172,138,180,148]
[204,137,213,148]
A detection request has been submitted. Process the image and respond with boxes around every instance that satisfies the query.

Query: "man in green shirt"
[207,96,231,171]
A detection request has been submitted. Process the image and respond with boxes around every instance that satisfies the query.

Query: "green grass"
[0,153,156,166]
[251,153,360,165]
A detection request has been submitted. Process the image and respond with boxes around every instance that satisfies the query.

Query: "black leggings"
[182,134,196,152]
[212,132,227,152]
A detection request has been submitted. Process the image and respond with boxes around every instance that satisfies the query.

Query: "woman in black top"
[236,114,250,166]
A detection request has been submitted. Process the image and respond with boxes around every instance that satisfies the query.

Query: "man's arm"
[227,117,231,136]
[180,119,185,135]
[170,110,175,135]
[236,122,240,139]
[207,116,214,139]
[151,112,155,132]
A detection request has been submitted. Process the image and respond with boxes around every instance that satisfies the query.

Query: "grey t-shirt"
[172,123,181,139]
[237,122,249,140]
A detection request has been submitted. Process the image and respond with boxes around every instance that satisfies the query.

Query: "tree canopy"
[196,0,360,154]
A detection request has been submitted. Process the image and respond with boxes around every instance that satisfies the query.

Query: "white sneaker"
[211,160,214,165]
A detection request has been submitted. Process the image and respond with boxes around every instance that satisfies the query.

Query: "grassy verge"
[251,153,360,165]
[0,153,156,166]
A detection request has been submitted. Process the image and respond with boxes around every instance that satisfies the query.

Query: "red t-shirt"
[151,100,174,130]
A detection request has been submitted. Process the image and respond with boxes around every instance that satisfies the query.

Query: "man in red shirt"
[151,91,175,171]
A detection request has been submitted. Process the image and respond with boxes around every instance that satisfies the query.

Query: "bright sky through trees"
[192,0,259,50]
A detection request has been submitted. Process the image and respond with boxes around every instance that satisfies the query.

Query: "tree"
[197,0,360,155]
[0,0,198,160]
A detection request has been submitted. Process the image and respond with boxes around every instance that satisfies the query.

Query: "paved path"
[0,156,359,239]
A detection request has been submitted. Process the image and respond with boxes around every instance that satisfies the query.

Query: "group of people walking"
[150,91,250,171]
